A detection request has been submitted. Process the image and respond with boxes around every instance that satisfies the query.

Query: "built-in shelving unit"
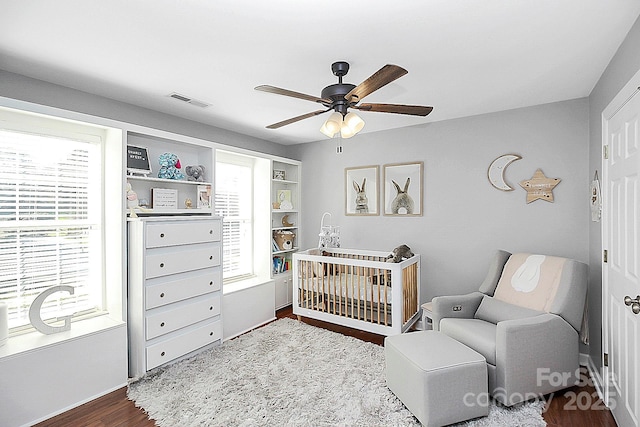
[125,130,222,377]
[271,159,301,309]
[126,132,214,216]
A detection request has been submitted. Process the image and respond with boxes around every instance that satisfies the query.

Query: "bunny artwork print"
[391,177,414,214]
[353,178,369,214]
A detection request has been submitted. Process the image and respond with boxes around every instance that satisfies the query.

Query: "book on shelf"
[272,255,290,274]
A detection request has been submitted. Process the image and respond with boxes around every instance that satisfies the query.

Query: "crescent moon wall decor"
[488,154,522,191]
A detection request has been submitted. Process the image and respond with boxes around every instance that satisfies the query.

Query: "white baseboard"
[23,382,127,427]
[580,352,606,403]
[223,316,276,342]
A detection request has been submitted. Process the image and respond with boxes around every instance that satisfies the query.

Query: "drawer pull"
[160,292,165,298]
[160,322,165,327]
[160,263,165,268]
[209,306,213,311]
[209,255,213,260]
[209,230,213,234]
[209,332,214,336]
[209,281,213,286]
[160,233,165,238]
[161,351,165,357]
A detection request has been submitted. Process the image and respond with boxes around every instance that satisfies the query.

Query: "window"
[0,111,105,332]
[215,152,254,281]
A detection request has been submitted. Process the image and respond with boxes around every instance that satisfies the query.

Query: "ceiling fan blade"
[266,109,330,129]
[345,64,408,103]
[255,85,331,104]
[354,103,433,116]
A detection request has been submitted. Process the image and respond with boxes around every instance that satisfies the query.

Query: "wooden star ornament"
[519,169,561,203]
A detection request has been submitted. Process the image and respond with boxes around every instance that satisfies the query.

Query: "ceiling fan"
[255,61,433,139]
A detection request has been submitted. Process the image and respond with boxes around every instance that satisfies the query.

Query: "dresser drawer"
[145,244,221,279]
[145,269,222,309]
[146,319,222,370]
[146,220,221,248]
[146,294,221,340]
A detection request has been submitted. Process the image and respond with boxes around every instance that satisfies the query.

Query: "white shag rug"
[128,318,546,427]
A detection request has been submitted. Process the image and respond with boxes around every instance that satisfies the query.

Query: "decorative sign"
[127,145,152,175]
[277,189,293,210]
[152,188,178,209]
[519,169,561,203]
[273,169,286,180]
[591,171,601,222]
[197,185,212,208]
[29,286,75,334]
[488,154,522,191]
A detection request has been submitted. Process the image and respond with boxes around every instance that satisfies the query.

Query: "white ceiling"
[1,1,639,145]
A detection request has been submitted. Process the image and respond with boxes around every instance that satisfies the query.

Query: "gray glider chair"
[432,250,588,406]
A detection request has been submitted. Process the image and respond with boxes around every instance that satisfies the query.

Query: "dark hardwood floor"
[35,307,617,427]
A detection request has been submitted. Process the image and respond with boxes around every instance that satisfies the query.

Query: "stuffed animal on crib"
[157,152,185,180]
[186,165,206,182]
[386,244,415,263]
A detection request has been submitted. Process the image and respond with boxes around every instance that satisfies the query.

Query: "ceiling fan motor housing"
[321,83,356,115]
[320,61,355,115]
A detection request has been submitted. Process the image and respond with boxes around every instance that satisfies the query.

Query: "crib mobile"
[318,212,340,249]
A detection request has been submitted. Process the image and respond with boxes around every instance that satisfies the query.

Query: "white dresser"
[127,216,223,378]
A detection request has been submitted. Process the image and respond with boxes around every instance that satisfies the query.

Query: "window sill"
[0,314,125,362]
[223,276,274,296]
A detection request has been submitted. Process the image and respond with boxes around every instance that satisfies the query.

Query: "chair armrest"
[432,291,484,331]
[495,313,579,404]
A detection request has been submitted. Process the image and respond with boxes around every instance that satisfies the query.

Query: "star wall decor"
[519,169,561,203]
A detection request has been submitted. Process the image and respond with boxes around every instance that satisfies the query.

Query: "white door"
[603,76,640,427]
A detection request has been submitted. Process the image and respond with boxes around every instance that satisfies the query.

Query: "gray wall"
[587,16,640,372]
[0,69,289,158]
[291,98,590,305]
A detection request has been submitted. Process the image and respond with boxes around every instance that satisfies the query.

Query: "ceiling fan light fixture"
[320,112,343,137]
[343,112,365,136]
[320,121,336,138]
[340,126,355,139]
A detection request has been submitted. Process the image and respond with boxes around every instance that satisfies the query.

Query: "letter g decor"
[29,285,75,334]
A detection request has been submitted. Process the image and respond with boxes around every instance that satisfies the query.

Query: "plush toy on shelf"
[126,182,149,217]
[157,152,185,180]
[185,165,206,182]
[274,230,296,251]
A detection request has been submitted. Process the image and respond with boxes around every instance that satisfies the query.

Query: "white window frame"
[0,106,116,334]
[215,151,255,283]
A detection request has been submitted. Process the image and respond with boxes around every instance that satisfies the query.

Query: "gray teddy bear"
[386,244,415,263]
[186,165,206,182]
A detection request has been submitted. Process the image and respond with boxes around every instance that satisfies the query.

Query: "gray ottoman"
[385,331,488,427]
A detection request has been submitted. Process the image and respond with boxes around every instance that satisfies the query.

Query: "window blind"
[215,160,253,280]
[0,129,102,330]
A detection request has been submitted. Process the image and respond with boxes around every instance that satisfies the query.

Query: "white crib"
[293,248,421,336]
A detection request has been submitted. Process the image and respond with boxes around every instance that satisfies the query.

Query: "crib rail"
[294,248,420,333]
[297,258,393,326]
[402,261,419,324]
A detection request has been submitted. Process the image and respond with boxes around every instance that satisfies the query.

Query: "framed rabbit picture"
[383,162,423,216]
[345,165,379,216]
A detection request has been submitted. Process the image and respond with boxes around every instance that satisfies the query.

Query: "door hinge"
[604,353,609,367]
[603,249,608,263]
[603,145,609,159]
